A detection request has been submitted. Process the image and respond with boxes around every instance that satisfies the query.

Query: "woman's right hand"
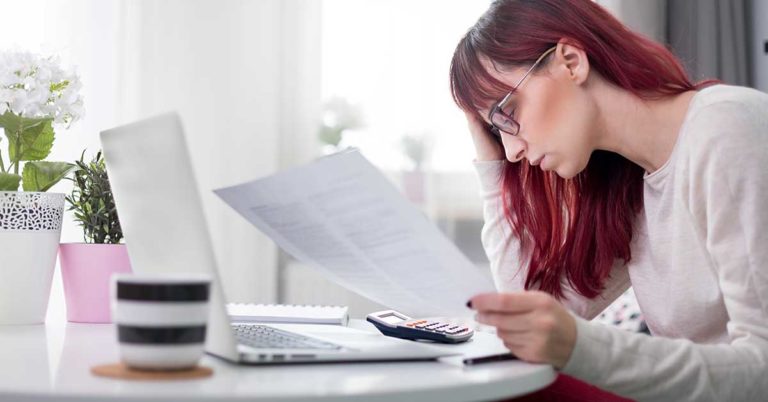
[465,111,505,161]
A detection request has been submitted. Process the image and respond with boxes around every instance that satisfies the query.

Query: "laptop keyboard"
[232,324,343,350]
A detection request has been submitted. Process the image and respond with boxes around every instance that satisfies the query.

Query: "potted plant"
[0,50,83,324]
[60,150,130,323]
[399,132,431,204]
[318,97,365,154]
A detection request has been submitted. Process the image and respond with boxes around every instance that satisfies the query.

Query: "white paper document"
[214,149,496,317]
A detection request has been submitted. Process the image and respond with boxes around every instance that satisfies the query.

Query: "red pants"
[503,373,634,402]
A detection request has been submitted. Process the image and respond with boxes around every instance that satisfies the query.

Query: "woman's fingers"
[475,311,536,332]
[464,110,486,129]
[464,110,505,161]
[469,291,578,368]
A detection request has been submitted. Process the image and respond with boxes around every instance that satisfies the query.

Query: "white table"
[0,320,555,402]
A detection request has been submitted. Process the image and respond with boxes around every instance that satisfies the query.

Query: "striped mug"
[112,273,211,370]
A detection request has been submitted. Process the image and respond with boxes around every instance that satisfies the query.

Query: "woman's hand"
[465,111,505,161]
[468,291,577,369]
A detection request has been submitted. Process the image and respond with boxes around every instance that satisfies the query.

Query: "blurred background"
[0,0,764,319]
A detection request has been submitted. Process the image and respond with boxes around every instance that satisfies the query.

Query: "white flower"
[0,49,84,125]
[10,91,29,113]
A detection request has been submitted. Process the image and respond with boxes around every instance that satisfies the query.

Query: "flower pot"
[0,191,65,325]
[59,243,132,323]
[401,170,425,204]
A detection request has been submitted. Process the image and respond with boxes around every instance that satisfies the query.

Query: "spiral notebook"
[226,303,349,325]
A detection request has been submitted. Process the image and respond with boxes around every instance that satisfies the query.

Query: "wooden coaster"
[91,363,213,381]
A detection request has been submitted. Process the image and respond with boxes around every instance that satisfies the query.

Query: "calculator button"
[415,322,430,328]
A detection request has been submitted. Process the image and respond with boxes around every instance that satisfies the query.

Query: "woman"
[451,0,768,401]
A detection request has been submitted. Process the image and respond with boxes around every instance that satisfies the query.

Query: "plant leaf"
[0,112,56,162]
[0,172,21,191]
[22,161,75,192]
[0,112,50,132]
[65,150,123,243]
[14,120,54,162]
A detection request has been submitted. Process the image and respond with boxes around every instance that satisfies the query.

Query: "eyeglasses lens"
[491,112,518,135]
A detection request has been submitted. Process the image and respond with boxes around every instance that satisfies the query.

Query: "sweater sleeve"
[473,160,630,320]
[561,100,768,401]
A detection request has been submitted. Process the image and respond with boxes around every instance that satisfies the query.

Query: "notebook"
[226,303,349,325]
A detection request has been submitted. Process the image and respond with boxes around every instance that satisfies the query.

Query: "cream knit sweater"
[474,85,768,401]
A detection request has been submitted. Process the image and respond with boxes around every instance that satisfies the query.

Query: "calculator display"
[378,312,406,324]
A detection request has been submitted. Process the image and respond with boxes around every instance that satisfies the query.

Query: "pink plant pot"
[401,170,425,204]
[58,243,132,323]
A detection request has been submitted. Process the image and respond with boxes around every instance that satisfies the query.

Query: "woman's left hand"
[468,291,577,369]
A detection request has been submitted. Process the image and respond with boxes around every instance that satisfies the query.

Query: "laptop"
[99,112,453,364]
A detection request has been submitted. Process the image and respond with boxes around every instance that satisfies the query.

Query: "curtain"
[598,0,667,42]
[116,0,322,303]
[750,0,768,91]
[599,0,753,87]
[667,0,751,85]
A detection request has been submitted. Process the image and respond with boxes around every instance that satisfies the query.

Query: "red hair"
[450,0,716,299]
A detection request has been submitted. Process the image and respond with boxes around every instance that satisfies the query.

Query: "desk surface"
[0,320,555,402]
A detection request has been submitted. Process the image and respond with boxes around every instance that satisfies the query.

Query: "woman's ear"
[554,40,590,85]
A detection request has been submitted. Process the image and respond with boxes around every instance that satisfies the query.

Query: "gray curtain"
[667,0,751,85]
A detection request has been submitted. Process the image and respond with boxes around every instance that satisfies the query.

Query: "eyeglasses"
[488,46,556,138]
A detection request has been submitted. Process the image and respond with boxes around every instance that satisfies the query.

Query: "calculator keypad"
[400,320,472,339]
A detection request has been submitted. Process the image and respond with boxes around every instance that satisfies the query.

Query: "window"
[321,0,489,172]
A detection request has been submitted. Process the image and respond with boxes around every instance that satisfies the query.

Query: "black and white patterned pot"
[0,191,65,324]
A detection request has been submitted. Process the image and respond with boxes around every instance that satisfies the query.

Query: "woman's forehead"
[478,54,525,87]
[452,46,520,117]
[474,55,521,109]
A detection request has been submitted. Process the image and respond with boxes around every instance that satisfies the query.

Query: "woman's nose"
[502,136,527,163]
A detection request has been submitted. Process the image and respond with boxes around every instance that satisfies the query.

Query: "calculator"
[366,309,474,344]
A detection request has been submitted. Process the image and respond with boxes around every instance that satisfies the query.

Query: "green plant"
[0,113,75,191]
[65,151,122,244]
